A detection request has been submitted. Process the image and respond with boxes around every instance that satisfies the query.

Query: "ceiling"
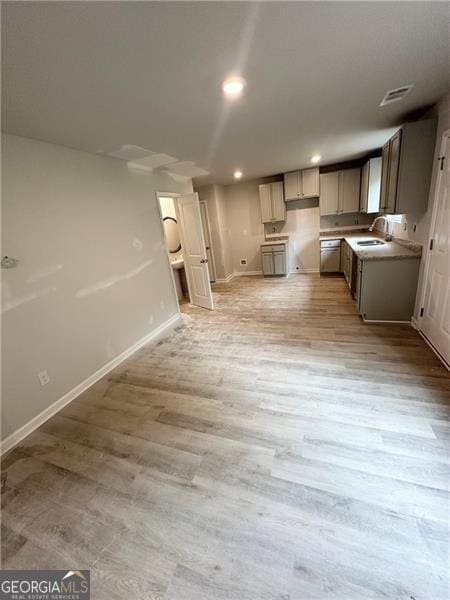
[2,2,449,185]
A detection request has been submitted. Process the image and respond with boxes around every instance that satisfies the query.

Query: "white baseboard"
[411,316,419,330]
[0,313,182,456]
[362,318,412,324]
[214,272,235,283]
[233,270,263,277]
[216,271,263,282]
[411,320,449,370]
[216,269,318,281]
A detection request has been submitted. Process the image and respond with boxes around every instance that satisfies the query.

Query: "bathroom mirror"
[163,217,181,253]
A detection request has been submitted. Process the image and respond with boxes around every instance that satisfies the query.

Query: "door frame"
[199,200,217,283]
[156,191,191,306]
[414,128,449,367]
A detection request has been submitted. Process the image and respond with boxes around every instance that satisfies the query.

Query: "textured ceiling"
[2,2,449,184]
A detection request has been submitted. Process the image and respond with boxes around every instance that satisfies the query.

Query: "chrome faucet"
[369,216,392,241]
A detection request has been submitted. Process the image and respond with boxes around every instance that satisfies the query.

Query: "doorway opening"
[157,192,214,311]
[158,195,189,307]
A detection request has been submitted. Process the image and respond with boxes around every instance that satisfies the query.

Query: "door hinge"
[429,239,434,251]
[439,155,445,171]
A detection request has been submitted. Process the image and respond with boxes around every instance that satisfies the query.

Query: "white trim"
[415,129,449,327]
[415,328,450,371]
[214,272,235,283]
[234,270,263,277]
[215,268,319,282]
[0,314,182,455]
[411,316,419,330]
[362,318,412,324]
[199,200,217,283]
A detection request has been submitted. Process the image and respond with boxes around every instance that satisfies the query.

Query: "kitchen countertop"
[261,239,288,247]
[319,230,422,261]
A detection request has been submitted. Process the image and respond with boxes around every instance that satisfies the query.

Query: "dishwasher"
[320,239,341,273]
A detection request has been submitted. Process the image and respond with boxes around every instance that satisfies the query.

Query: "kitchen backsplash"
[320,212,374,230]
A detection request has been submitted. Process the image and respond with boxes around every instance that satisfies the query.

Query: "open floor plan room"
[2,276,449,599]
[1,2,449,599]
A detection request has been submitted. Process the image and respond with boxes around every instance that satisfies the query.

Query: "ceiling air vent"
[379,85,414,106]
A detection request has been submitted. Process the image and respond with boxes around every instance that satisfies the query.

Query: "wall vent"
[379,85,414,106]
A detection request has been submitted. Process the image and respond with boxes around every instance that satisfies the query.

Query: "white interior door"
[420,131,449,365]
[176,193,214,310]
[199,201,215,283]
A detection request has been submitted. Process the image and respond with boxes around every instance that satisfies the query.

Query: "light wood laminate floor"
[2,274,449,599]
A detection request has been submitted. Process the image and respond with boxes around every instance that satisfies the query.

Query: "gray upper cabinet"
[284,172,299,201]
[301,168,320,198]
[385,130,401,213]
[360,157,382,214]
[284,167,319,201]
[340,169,361,213]
[259,181,286,223]
[379,119,437,214]
[320,168,361,216]
[320,172,339,215]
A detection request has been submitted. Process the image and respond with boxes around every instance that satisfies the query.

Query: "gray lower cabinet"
[341,240,352,286]
[320,239,341,273]
[356,257,420,321]
[261,243,288,276]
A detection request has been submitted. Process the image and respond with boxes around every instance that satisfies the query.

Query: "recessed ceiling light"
[222,77,246,99]
[311,155,321,164]
[234,170,243,179]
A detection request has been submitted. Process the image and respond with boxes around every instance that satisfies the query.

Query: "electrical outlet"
[354,219,359,225]
[240,259,247,266]
[38,370,50,386]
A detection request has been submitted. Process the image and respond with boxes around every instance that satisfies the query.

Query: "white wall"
[1,134,193,441]
[223,177,321,274]
[320,212,374,231]
[159,195,183,263]
[196,184,233,280]
[265,198,320,273]
[159,195,177,219]
[222,178,267,274]
[214,185,234,277]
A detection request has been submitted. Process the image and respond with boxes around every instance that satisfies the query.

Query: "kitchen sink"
[357,240,385,246]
